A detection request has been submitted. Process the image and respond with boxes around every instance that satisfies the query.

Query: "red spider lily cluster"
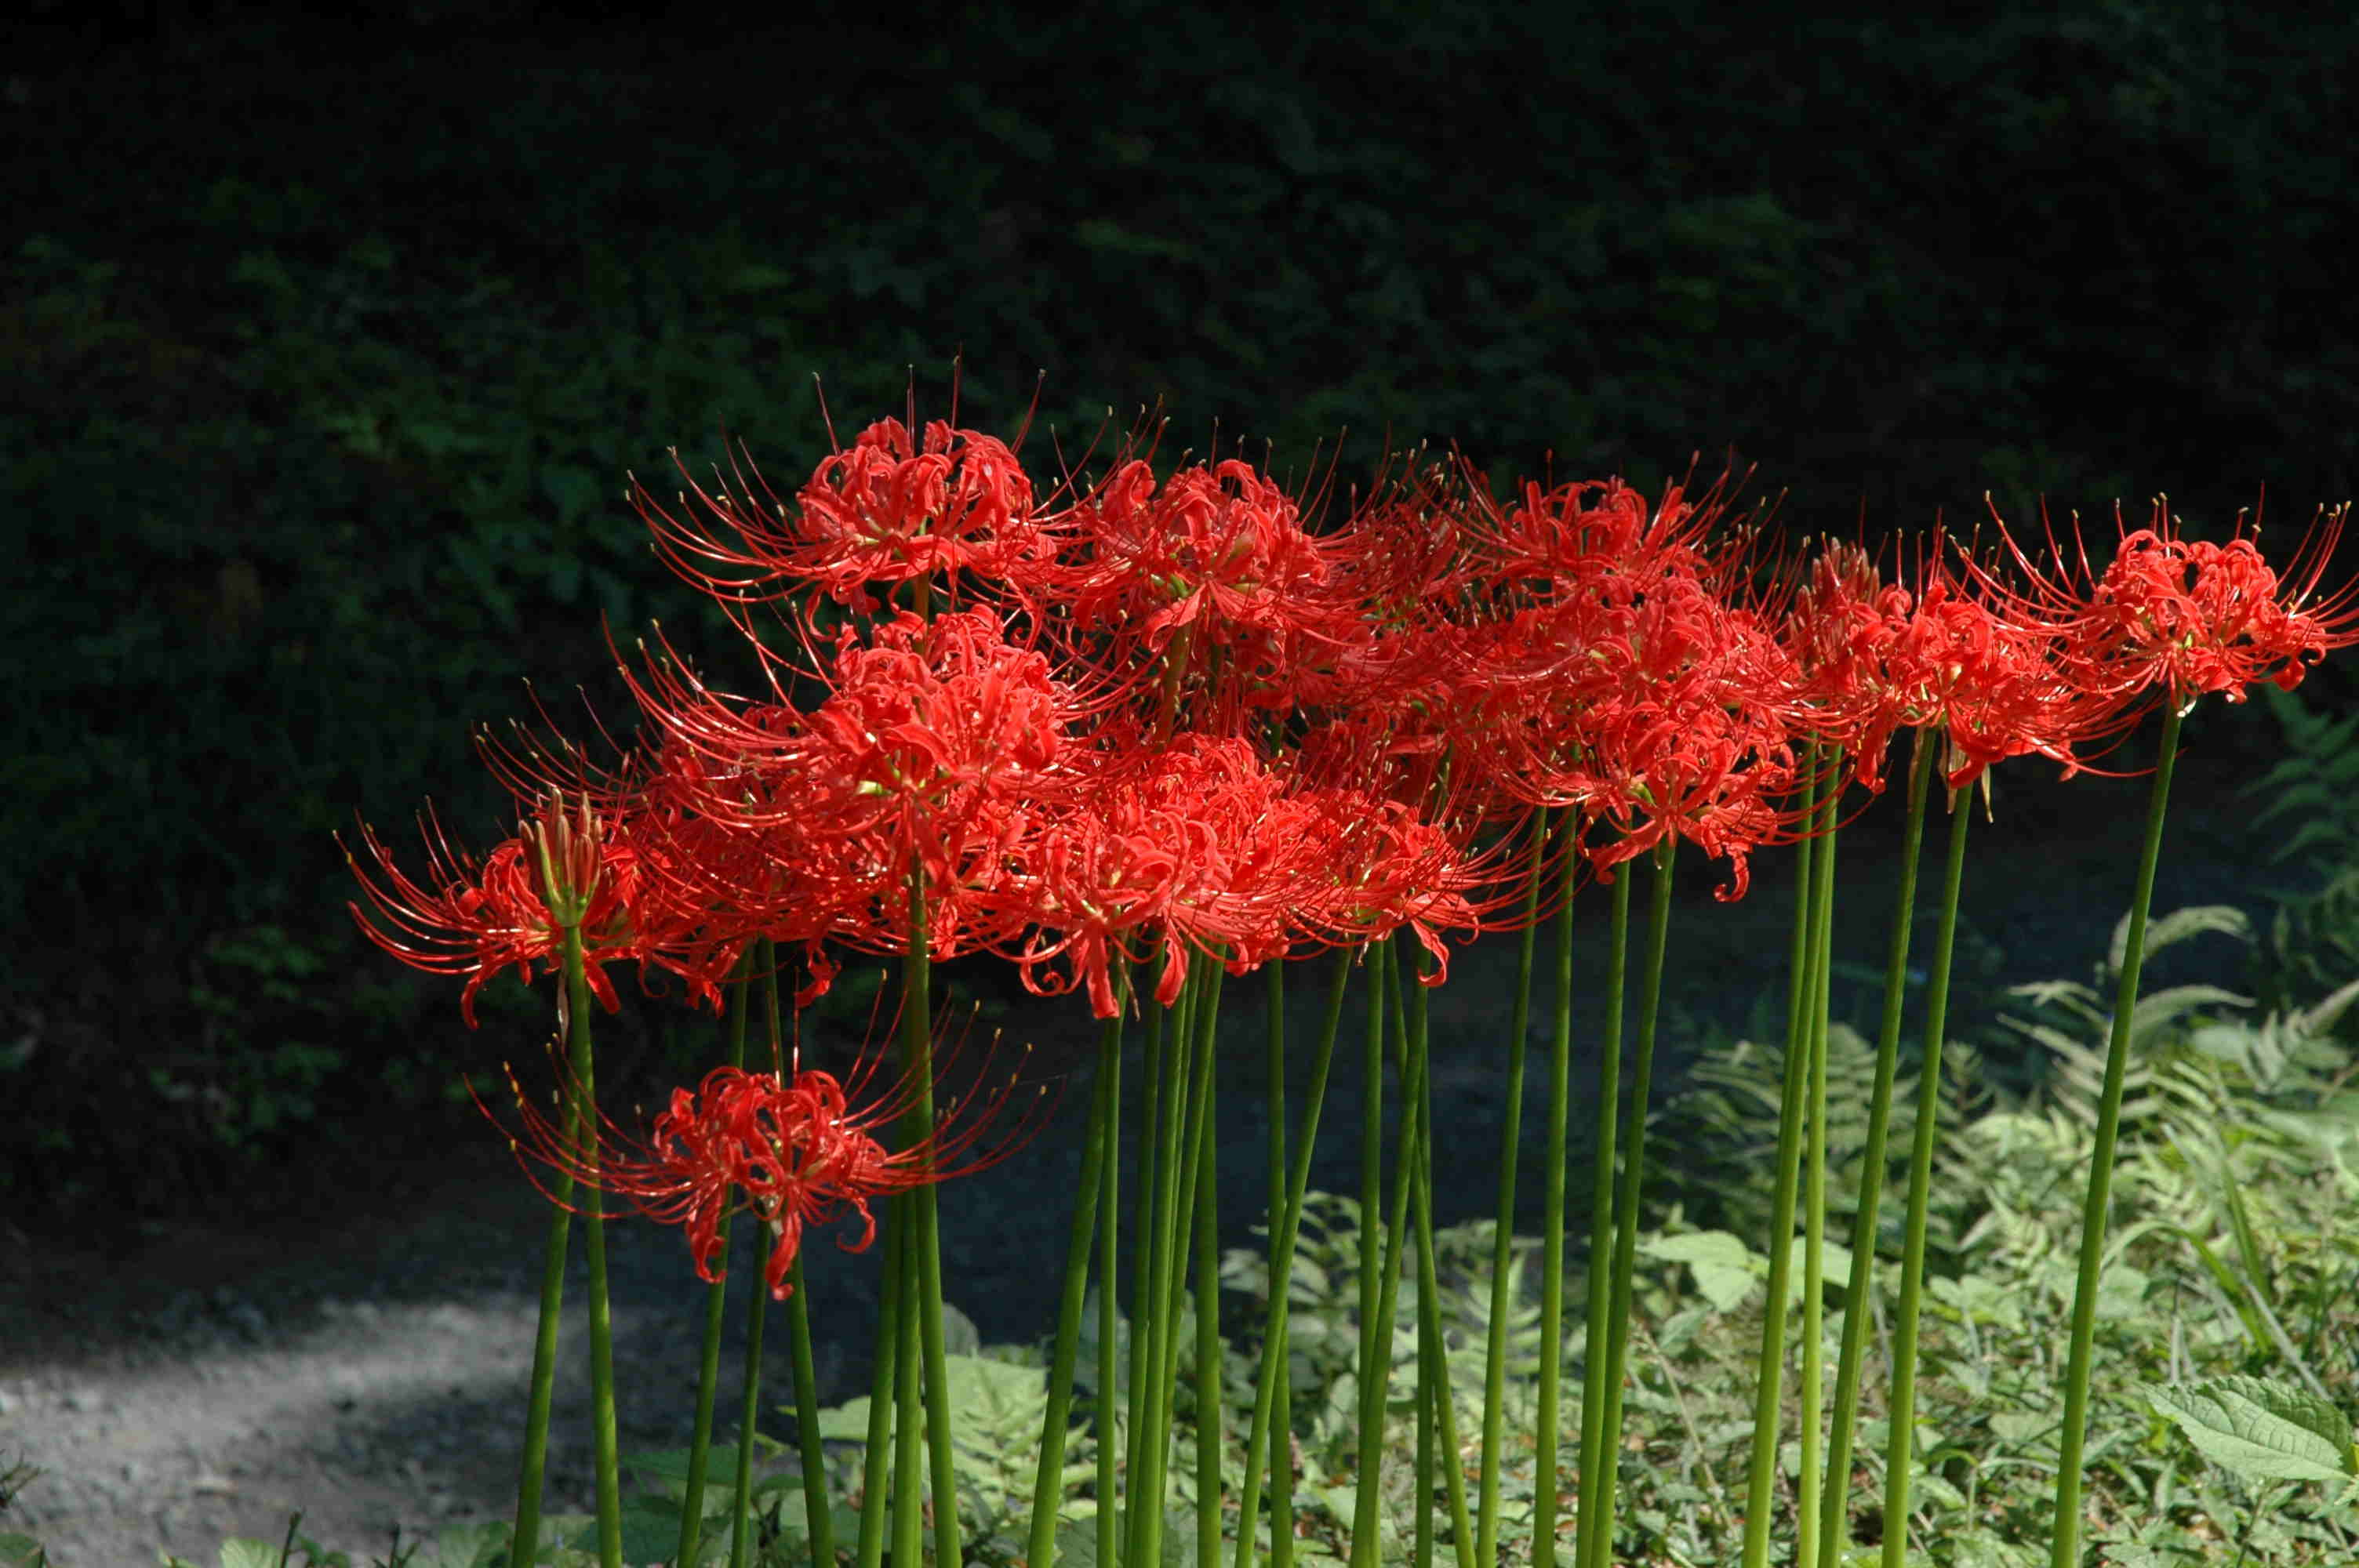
[348,390,2359,1289]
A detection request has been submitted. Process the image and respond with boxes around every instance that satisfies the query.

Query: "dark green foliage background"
[5,1,2355,1233]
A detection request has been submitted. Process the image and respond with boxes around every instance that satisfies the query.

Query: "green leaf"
[624,1443,769,1488]
[431,1519,509,1568]
[1637,1230,1758,1309]
[2144,1376,2358,1484]
[1986,1408,2054,1443]
[816,1396,875,1442]
[0,1536,47,1568]
[616,1494,692,1564]
[215,1543,282,1568]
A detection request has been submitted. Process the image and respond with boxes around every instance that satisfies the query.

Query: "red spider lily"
[1012,734,1281,1014]
[1012,724,1498,1015]
[1447,552,1816,902]
[612,607,1085,963]
[1782,535,2148,796]
[1463,469,1737,604]
[1968,497,2359,712]
[341,792,671,1026]
[1284,788,1494,975]
[487,1016,1054,1300]
[1051,455,1365,730]
[634,417,1054,614]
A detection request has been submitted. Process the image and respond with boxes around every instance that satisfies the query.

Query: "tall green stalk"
[1353,943,1420,1568]
[727,1220,772,1568]
[1401,943,1475,1568]
[898,871,962,1568]
[1400,938,1434,1568]
[1818,737,1932,1568]
[1131,956,1211,1568]
[511,1051,580,1566]
[675,956,755,1568]
[1195,961,1226,1568]
[1349,943,1396,1565]
[1881,760,1974,1568]
[891,1209,925,1568]
[1584,836,1677,1568]
[1125,946,1172,1550]
[854,1205,899,1568]
[1097,967,1127,1568]
[1741,742,1829,1568]
[1797,766,1841,1568]
[1267,961,1296,1568]
[783,1253,834,1568]
[558,922,623,1568]
[1162,961,1226,1454]
[1574,862,1633,1568]
[1533,821,1581,1568]
[1477,809,1552,1568]
[1027,1007,1123,1568]
[2049,701,2183,1568]
[1235,946,1354,1568]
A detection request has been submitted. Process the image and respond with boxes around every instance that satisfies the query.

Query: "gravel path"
[1,741,2312,1566]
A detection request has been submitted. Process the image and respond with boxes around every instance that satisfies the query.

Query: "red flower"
[1972,499,2359,711]
[1050,455,1363,730]
[489,1021,1052,1300]
[1781,535,2146,795]
[341,793,660,1026]
[634,417,1051,613]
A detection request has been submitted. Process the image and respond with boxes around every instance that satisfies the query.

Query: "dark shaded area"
[5,1,2356,1249]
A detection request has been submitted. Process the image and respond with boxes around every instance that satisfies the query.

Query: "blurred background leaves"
[4,0,2355,1236]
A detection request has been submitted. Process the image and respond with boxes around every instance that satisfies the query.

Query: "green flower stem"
[1158,961,1213,1410]
[1742,743,1830,1568]
[554,923,623,1568]
[1586,836,1677,1568]
[1165,958,1223,1558]
[1533,819,1581,1568]
[1130,956,1208,1568]
[1358,934,1388,1443]
[510,1094,575,1568]
[915,1181,958,1568]
[1881,759,1973,1568]
[855,1203,900,1568]
[785,1252,834,1568]
[2050,700,2183,1568]
[728,1219,772,1568]
[1235,946,1354,1568]
[892,1210,925,1568]
[1348,938,1395,1568]
[1575,860,1634,1568]
[1818,737,1933,1568]
[1478,808,1552,1568]
[1097,968,1127,1568]
[1195,971,1225,1568]
[1161,960,1225,1476]
[1353,943,1420,1568]
[1403,946,1475,1568]
[1797,759,1842,1568]
[1386,948,1433,1568]
[897,871,962,1568]
[1125,946,1172,1547]
[678,1228,733,1568]
[1027,1007,1123,1568]
[1416,1321,1434,1568]
[1165,961,1221,1396]
[1264,962,1302,1565]
[677,954,756,1568]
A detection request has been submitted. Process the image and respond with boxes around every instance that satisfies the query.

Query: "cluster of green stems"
[505,707,2188,1568]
